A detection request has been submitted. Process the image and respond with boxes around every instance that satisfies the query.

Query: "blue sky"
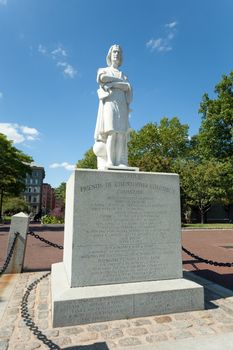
[0,0,233,187]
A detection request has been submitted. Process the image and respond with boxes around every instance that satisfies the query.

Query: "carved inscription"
[54,289,201,325]
[72,173,182,286]
[135,289,200,315]
[73,243,182,286]
[57,295,132,324]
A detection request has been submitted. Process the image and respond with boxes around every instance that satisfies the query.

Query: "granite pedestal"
[51,169,204,327]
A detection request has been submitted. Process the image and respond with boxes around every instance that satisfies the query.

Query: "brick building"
[42,183,56,215]
[22,163,45,215]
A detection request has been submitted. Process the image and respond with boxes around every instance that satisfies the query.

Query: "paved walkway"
[1,225,233,349]
[182,228,233,290]
[1,270,233,349]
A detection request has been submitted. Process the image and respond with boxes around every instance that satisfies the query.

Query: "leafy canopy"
[54,182,66,203]
[198,71,233,160]
[0,133,33,218]
[76,148,97,169]
[128,117,190,172]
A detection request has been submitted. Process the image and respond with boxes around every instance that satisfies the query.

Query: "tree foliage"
[0,133,32,220]
[198,71,233,160]
[3,196,28,215]
[76,148,97,169]
[54,182,66,203]
[175,160,229,223]
[128,117,190,172]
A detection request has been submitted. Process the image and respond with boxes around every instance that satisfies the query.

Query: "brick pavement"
[182,229,233,290]
[0,224,63,272]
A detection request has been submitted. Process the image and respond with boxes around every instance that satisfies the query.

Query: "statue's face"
[111,47,121,65]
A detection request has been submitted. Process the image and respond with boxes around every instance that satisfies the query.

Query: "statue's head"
[106,44,123,67]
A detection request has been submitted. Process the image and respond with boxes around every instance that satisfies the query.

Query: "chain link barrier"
[0,232,19,276]
[28,231,63,249]
[182,246,233,267]
[28,229,233,267]
[21,272,61,350]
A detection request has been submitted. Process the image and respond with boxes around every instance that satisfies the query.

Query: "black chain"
[0,232,19,276]
[28,231,63,249]
[21,272,61,349]
[182,246,233,267]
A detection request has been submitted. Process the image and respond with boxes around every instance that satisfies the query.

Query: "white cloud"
[0,92,3,99]
[165,21,177,29]
[38,44,47,55]
[0,0,7,5]
[146,38,162,50]
[20,125,39,136]
[26,135,36,141]
[146,20,178,53]
[38,44,77,79]
[50,162,76,171]
[0,123,24,143]
[51,46,67,58]
[57,62,77,78]
[146,38,172,52]
[0,123,39,144]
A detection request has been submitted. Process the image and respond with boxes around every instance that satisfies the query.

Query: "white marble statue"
[93,45,133,169]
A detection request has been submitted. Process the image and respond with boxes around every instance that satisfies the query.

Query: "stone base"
[51,262,204,327]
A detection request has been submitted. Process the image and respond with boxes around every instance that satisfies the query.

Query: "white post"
[5,212,30,273]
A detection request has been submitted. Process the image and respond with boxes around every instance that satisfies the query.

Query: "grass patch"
[0,215,11,224]
[182,223,233,229]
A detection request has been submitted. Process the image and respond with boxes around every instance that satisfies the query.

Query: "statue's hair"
[106,44,123,67]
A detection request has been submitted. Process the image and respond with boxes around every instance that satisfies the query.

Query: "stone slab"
[51,262,204,327]
[63,169,183,287]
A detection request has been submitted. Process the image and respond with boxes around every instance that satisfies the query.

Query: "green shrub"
[41,215,64,224]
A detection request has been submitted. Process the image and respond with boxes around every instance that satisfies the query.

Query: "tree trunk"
[200,210,205,224]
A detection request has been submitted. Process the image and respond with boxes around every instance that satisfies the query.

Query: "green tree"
[0,133,32,221]
[177,160,228,223]
[128,117,190,172]
[218,161,233,220]
[198,71,233,160]
[76,148,97,169]
[54,182,66,203]
[3,196,28,215]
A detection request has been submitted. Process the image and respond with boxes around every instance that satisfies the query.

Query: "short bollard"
[5,212,30,273]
